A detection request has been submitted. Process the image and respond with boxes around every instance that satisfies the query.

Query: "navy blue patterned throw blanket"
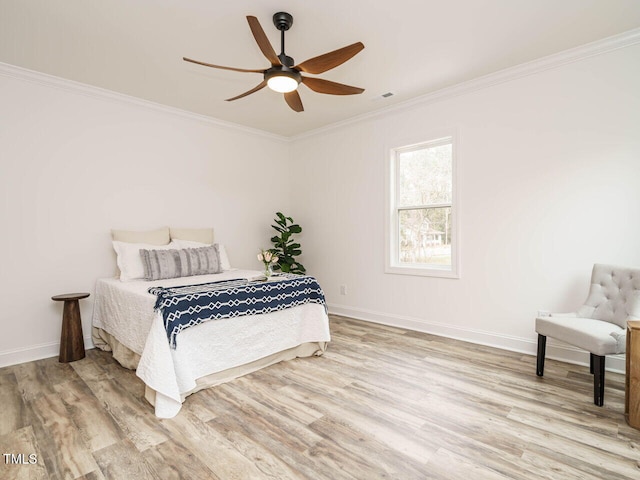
[148,274,326,348]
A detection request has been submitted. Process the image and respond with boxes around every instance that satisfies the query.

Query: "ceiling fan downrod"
[273,12,294,67]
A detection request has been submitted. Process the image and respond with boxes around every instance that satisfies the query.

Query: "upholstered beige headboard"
[111,226,171,245]
[169,227,214,244]
[110,227,215,244]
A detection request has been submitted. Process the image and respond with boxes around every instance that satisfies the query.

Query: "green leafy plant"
[270,212,306,274]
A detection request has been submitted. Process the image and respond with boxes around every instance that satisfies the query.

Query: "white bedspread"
[92,270,331,418]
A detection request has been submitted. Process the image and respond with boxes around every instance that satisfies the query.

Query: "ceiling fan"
[183,12,365,112]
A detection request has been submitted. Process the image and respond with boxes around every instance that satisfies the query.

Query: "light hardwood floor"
[1,315,639,479]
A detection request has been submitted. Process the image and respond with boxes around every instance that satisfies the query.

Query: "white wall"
[2,41,639,371]
[0,69,290,366]
[289,44,640,370]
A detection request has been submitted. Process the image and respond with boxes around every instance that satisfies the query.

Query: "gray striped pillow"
[140,245,222,281]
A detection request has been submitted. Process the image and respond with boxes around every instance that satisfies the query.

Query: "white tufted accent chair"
[535,264,640,406]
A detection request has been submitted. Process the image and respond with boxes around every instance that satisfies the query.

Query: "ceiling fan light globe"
[267,75,299,93]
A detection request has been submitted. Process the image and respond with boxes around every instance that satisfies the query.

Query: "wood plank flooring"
[1,315,639,479]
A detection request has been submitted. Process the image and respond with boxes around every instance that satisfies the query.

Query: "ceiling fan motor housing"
[278,54,295,67]
[264,66,301,84]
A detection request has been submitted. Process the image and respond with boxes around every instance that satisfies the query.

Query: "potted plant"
[270,212,306,274]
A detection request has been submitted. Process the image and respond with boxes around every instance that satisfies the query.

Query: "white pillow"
[171,239,232,271]
[112,241,177,281]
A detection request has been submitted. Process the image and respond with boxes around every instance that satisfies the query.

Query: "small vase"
[264,264,273,278]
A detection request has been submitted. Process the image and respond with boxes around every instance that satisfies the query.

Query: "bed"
[91,227,330,418]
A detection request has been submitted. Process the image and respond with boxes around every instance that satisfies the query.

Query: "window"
[386,135,458,278]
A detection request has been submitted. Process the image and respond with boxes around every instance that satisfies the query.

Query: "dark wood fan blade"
[183,57,264,73]
[246,16,281,66]
[284,90,304,112]
[295,42,364,74]
[301,77,364,95]
[225,80,268,101]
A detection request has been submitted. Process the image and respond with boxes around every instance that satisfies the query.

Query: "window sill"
[384,264,460,279]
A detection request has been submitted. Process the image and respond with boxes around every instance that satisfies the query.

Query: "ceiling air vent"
[372,92,394,102]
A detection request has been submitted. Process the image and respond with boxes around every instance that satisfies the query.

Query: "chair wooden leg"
[590,353,594,374]
[536,334,546,377]
[593,355,605,406]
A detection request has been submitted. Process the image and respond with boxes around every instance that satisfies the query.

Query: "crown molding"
[0,62,289,143]
[291,27,640,142]
[2,27,639,142]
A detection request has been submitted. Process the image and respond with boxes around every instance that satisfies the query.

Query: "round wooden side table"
[52,292,90,363]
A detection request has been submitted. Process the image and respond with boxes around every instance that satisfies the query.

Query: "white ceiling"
[3,0,640,137]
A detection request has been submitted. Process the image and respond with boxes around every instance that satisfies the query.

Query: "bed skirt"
[92,326,327,407]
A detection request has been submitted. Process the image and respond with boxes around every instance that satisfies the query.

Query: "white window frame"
[384,132,459,278]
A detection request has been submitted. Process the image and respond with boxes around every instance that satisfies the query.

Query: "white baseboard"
[1,309,626,375]
[327,303,625,374]
[0,335,95,369]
